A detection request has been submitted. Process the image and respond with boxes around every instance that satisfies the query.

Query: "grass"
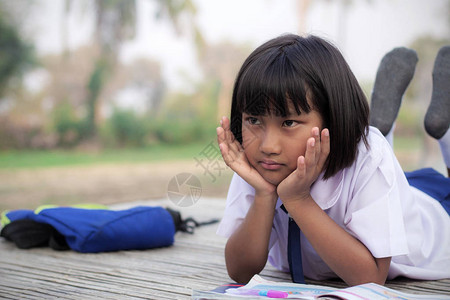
[0,141,216,169]
[0,135,436,170]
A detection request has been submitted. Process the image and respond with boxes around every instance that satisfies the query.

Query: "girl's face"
[241,101,324,186]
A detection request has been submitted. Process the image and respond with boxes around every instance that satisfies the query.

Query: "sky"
[25,0,450,90]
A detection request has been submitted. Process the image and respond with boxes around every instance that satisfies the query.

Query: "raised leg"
[424,46,450,177]
[370,47,418,136]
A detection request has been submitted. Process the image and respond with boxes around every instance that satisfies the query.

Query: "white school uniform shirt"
[217,126,450,280]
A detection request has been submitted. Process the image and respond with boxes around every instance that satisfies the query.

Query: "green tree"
[0,8,35,98]
[84,0,200,141]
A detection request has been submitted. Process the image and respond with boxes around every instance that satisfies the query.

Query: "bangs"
[235,49,312,116]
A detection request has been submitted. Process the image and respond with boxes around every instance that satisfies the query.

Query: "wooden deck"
[0,198,449,299]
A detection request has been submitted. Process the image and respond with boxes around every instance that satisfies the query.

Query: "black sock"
[424,46,450,140]
[370,47,418,136]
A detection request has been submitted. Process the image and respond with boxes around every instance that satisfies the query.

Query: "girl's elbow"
[373,277,387,286]
[346,257,391,286]
[224,241,268,284]
[227,269,253,284]
[225,258,265,284]
[373,256,391,285]
[349,273,387,286]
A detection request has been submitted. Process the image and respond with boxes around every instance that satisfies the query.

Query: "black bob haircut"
[230,34,369,179]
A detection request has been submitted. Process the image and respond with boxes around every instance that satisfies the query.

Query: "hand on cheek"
[217,116,277,197]
[277,127,330,205]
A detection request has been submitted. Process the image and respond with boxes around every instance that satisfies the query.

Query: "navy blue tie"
[281,205,305,284]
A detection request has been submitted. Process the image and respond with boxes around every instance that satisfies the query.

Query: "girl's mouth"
[259,159,283,170]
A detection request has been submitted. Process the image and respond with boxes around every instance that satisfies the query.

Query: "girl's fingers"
[219,141,239,167]
[217,118,232,148]
[312,127,321,160]
[217,118,245,169]
[296,155,306,177]
[217,126,234,154]
[317,128,330,170]
[221,117,233,143]
[220,116,229,141]
[221,116,242,153]
[304,136,317,170]
[300,127,327,177]
[218,142,232,166]
[216,126,225,144]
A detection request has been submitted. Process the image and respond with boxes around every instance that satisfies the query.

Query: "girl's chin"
[261,173,288,186]
[252,164,293,186]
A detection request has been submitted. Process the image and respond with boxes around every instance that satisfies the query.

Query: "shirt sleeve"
[216,173,255,238]
[344,139,409,258]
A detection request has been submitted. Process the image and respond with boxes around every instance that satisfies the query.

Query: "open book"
[192,275,450,299]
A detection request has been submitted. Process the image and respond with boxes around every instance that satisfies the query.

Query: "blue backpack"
[0,205,217,253]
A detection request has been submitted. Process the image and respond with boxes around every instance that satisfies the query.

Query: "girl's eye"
[247,117,260,125]
[282,120,297,127]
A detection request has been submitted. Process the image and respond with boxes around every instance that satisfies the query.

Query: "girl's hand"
[217,116,276,197]
[277,127,330,205]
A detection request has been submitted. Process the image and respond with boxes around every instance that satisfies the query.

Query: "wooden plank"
[0,197,449,299]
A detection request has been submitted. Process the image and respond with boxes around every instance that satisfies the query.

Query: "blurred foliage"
[82,0,201,141]
[0,7,36,98]
[83,0,138,139]
[152,80,220,144]
[0,0,253,150]
[52,100,87,147]
[0,0,209,150]
[107,108,149,147]
[0,0,448,153]
[85,56,111,138]
[101,79,221,147]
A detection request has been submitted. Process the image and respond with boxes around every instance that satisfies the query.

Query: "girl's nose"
[259,128,281,155]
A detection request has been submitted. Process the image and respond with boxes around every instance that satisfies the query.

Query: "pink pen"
[226,288,289,298]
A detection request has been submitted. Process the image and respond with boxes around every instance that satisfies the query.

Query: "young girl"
[216,34,450,286]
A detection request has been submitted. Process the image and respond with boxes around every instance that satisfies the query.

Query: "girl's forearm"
[225,194,277,283]
[284,196,390,286]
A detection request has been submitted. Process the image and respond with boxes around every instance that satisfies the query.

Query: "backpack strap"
[166,207,219,234]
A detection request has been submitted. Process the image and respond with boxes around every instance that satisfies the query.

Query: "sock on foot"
[370,47,418,136]
[424,45,450,140]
